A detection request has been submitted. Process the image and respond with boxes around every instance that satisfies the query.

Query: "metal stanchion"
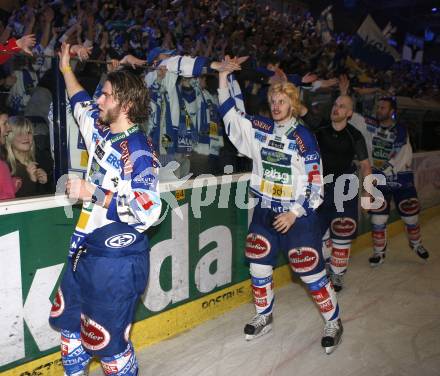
[52,56,68,183]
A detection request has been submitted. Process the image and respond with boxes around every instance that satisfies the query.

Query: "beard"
[331,113,345,122]
[376,113,390,122]
[99,104,121,126]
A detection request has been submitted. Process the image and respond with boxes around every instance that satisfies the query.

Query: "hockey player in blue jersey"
[350,97,430,266]
[218,58,342,354]
[49,43,162,375]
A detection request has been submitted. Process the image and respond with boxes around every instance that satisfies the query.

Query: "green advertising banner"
[0,179,252,374]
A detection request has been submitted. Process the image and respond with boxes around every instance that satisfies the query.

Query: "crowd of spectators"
[0,0,439,200]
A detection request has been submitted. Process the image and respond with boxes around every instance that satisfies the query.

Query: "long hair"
[5,116,35,175]
[0,107,8,161]
[267,82,302,118]
[106,70,150,128]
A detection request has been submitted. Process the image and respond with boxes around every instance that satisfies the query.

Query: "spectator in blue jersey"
[144,47,241,178]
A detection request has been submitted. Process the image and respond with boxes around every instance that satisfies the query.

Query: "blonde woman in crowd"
[5,116,49,197]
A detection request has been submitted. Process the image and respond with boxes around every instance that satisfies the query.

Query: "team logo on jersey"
[106,153,120,169]
[288,141,297,151]
[50,287,65,318]
[134,191,155,210]
[304,152,319,164]
[120,140,133,174]
[372,137,393,162]
[288,247,319,273]
[294,133,306,153]
[252,118,272,132]
[262,162,291,184]
[254,131,267,143]
[245,233,271,259]
[306,164,321,184]
[89,160,106,185]
[81,314,111,351]
[105,233,137,248]
[398,198,420,216]
[95,144,105,160]
[261,148,291,166]
[331,218,357,238]
[268,140,284,150]
[111,177,119,188]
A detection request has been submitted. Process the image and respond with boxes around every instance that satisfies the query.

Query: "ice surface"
[91,215,440,376]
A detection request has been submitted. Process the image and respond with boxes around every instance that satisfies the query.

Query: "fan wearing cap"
[350,93,430,266]
[144,48,240,177]
[147,46,177,66]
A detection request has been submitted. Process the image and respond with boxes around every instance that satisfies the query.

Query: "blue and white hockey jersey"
[350,112,413,176]
[68,90,162,253]
[218,86,323,217]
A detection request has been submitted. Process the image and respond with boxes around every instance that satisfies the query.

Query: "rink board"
[1,152,440,375]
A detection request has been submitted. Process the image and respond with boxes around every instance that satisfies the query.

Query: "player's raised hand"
[58,42,71,71]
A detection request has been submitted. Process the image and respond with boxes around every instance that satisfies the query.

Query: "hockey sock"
[322,228,332,264]
[371,214,388,253]
[60,330,92,376]
[401,214,422,249]
[330,239,352,275]
[100,342,138,376]
[249,263,274,315]
[302,269,339,322]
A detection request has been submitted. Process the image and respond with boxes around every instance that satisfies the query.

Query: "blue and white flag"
[402,33,424,64]
[351,15,400,70]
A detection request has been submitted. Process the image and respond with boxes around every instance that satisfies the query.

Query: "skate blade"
[369,259,385,267]
[416,253,429,260]
[324,337,342,355]
[245,324,272,341]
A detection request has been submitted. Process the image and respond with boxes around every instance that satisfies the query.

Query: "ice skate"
[244,313,273,340]
[321,318,343,354]
[330,272,344,292]
[369,250,386,267]
[413,245,429,260]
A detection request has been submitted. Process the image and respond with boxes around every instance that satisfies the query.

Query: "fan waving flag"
[351,15,400,70]
[402,33,424,64]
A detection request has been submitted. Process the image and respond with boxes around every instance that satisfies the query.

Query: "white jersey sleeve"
[217,87,254,159]
[70,90,100,154]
